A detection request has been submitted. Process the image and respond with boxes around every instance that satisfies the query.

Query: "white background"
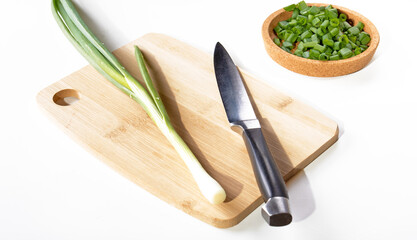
[1,0,417,239]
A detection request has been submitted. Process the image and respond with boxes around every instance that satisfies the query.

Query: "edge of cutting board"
[37,33,339,228]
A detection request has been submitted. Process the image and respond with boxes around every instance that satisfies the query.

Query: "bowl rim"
[261,3,380,66]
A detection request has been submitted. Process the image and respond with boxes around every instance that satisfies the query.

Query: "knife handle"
[242,127,292,226]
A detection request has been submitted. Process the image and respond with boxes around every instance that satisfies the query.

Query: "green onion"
[279,2,371,60]
[297,41,305,51]
[358,32,371,44]
[310,26,318,34]
[310,49,320,59]
[330,27,339,36]
[312,17,321,27]
[347,26,360,35]
[52,0,226,204]
[323,38,334,47]
[329,55,340,60]
[319,53,329,60]
[333,41,341,50]
[294,49,303,56]
[273,25,282,34]
[297,15,308,25]
[355,21,364,31]
[339,13,347,21]
[320,19,329,29]
[283,41,294,49]
[309,6,320,15]
[330,18,339,27]
[279,20,289,29]
[300,30,313,40]
[303,41,317,48]
[284,3,296,11]
[298,0,308,11]
[313,44,326,53]
[273,38,281,46]
[292,8,300,19]
[339,47,354,59]
[286,33,298,43]
[342,21,352,30]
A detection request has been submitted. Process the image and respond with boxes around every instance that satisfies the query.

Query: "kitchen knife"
[213,42,292,226]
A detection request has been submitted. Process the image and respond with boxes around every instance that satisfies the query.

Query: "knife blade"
[213,42,292,226]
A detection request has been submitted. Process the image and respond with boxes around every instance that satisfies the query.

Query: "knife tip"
[215,42,223,50]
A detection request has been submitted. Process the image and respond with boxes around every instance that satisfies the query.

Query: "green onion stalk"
[51,0,226,204]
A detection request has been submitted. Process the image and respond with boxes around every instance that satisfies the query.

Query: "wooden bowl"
[261,3,380,77]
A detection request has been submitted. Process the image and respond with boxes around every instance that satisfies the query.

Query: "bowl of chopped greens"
[262,1,379,77]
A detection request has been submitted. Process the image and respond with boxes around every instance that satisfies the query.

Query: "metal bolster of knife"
[230,119,261,134]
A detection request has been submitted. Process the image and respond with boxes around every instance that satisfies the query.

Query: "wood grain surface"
[37,33,338,228]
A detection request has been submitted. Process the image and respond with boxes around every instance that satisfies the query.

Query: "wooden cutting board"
[37,33,338,228]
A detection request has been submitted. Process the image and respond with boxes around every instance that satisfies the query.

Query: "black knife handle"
[242,127,292,226]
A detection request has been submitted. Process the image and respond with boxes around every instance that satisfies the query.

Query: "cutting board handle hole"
[53,89,80,106]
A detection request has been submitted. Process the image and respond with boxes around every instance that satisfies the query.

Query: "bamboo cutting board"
[37,33,338,228]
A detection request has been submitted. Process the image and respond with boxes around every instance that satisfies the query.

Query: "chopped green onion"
[274,2,371,60]
[300,7,310,15]
[347,26,360,35]
[296,15,308,25]
[324,47,333,55]
[284,3,296,11]
[300,30,313,40]
[330,27,339,36]
[311,34,320,43]
[319,53,329,60]
[325,8,338,19]
[277,30,286,39]
[297,41,305,51]
[292,25,304,35]
[310,26,318,33]
[310,49,320,59]
[342,21,352,30]
[281,46,292,53]
[320,19,329,29]
[329,55,340,60]
[339,47,354,59]
[288,19,298,27]
[358,32,371,44]
[286,33,298,43]
[279,20,289,29]
[323,38,334,47]
[273,38,281,46]
[309,6,320,15]
[274,25,282,34]
[292,8,300,19]
[313,44,326,53]
[294,49,303,56]
[317,27,326,36]
[303,41,317,48]
[333,41,341,50]
[355,21,364,31]
[339,13,347,21]
[330,18,339,27]
[52,0,226,204]
[283,41,294,49]
[298,1,308,11]
[312,17,321,27]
